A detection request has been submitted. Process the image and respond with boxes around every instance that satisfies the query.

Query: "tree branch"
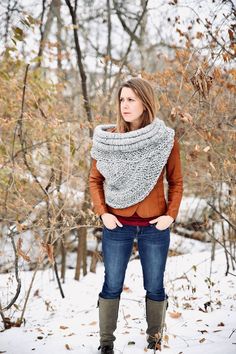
[65,0,93,137]
[207,202,236,231]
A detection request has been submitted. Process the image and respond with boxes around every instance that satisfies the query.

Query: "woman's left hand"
[149,215,174,230]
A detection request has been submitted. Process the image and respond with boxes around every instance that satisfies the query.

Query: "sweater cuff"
[165,211,177,223]
[95,205,109,217]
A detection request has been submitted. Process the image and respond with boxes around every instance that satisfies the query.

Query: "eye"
[128,98,134,101]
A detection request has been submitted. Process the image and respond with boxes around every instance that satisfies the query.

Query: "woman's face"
[120,87,145,129]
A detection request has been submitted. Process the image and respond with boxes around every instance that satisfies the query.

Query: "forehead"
[120,87,137,97]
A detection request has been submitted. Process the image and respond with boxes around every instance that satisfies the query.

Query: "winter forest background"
[0,0,235,353]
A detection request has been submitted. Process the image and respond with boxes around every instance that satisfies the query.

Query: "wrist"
[100,212,108,220]
[165,214,174,222]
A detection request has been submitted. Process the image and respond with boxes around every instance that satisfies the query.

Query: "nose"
[122,99,128,109]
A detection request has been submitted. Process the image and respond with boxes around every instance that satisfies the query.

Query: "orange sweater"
[89,137,183,221]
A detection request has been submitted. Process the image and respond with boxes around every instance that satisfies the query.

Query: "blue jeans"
[100,224,170,301]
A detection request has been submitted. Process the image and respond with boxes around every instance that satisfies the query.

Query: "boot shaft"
[146,297,168,347]
[98,296,120,347]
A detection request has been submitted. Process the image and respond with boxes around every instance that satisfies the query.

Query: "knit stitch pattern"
[90,118,175,208]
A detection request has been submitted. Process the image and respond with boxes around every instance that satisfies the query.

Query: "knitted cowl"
[90,117,175,209]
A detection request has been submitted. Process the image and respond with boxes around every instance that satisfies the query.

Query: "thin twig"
[229,329,236,339]
[2,231,21,311]
[205,230,236,263]
[54,261,65,298]
[207,202,236,231]
[18,263,40,325]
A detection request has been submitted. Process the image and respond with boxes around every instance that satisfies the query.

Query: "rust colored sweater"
[89,137,183,221]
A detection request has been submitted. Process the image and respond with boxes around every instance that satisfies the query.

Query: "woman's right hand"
[101,213,123,230]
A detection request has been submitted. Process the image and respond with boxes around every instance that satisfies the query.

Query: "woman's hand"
[101,213,123,230]
[149,215,174,230]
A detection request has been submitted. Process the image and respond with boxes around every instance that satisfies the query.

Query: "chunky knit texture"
[90,118,175,209]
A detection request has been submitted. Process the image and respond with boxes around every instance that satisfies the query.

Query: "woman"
[89,78,183,354]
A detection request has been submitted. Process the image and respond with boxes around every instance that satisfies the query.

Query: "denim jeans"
[100,224,170,301]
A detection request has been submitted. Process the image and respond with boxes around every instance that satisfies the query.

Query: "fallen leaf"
[60,325,69,330]
[183,302,192,309]
[168,311,182,319]
[65,343,71,350]
[155,343,162,350]
[199,307,206,313]
[199,338,206,343]
[163,334,169,344]
[198,330,208,334]
[217,322,225,327]
[123,286,132,293]
[128,341,135,345]
[89,321,97,326]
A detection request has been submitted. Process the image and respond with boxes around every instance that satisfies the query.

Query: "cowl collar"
[92,118,173,152]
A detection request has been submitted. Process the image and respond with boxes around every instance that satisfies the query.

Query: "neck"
[129,121,141,131]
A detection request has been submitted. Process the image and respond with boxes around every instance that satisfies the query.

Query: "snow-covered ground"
[0,245,235,354]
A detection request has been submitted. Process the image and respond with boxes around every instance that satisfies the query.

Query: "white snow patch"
[0,246,235,354]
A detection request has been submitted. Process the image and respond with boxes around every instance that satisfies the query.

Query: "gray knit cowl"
[90,117,175,209]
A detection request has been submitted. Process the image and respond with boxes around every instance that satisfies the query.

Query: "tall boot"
[98,296,120,354]
[146,297,168,352]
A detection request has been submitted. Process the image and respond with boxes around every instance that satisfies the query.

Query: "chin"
[123,116,134,121]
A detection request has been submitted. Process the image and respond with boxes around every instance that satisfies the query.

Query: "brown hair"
[116,78,159,133]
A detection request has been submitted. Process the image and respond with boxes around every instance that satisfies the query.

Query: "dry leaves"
[190,66,213,99]
[170,106,193,123]
[17,237,31,262]
[168,311,182,319]
[198,329,208,334]
[60,325,69,330]
[217,322,225,327]
[41,242,54,264]
[203,146,210,152]
[163,334,169,344]
[123,286,132,293]
[89,321,97,326]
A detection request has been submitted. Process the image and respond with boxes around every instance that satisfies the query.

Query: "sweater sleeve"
[165,138,183,221]
[89,158,109,216]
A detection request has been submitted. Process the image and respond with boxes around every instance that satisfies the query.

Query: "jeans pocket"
[151,224,169,231]
[104,225,119,231]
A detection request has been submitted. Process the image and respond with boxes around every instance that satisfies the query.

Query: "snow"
[1,246,235,354]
